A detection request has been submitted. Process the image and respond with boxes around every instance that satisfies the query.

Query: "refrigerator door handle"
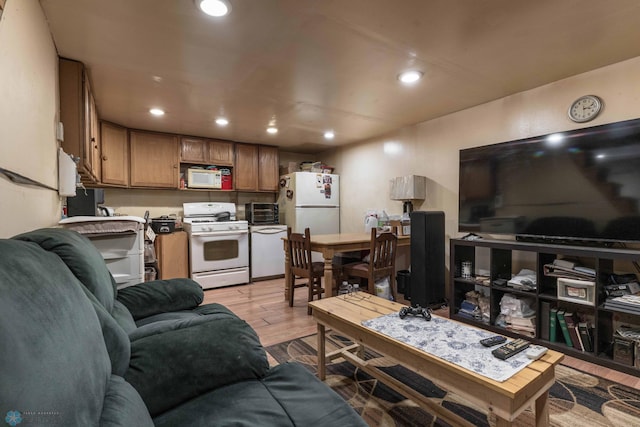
[296,205,339,208]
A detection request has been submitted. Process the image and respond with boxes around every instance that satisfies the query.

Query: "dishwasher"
[249,225,288,280]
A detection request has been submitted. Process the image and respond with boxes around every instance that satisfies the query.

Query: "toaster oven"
[245,203,279,224]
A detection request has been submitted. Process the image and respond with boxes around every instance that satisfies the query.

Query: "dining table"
[282,232,411,300]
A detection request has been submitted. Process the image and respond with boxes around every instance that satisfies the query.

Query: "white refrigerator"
[279,172,340,235]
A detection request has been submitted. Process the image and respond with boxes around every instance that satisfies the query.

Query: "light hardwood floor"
[203,278,640,388]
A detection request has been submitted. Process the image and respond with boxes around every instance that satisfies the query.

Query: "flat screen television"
[458,117,640,244]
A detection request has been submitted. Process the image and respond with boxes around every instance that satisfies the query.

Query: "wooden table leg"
[317,323,326,381]
[534,390,549,427]
[322,250,334,296]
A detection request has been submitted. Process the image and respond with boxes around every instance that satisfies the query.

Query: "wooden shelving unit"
[449,238,640,377]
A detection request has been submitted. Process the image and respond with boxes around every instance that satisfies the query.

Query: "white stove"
[183,202,249,289]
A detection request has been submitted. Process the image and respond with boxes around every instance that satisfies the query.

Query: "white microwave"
[187,168,222,189]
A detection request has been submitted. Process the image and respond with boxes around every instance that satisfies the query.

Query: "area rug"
[265,332,640,427]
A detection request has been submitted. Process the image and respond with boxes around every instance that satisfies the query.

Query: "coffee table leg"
[534,390,549,427]
[317,323,326,380]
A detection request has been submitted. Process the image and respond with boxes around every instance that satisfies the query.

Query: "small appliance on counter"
[66,188,104,217]
[151,216,177,234]
[245,202,279,225]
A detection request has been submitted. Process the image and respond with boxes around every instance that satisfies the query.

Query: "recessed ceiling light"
[267,127,278,134]
[215,118,229,126]
[324,131,335,140]
[149,108,165,116]
[195,0,231,17]
[397,70,423,84]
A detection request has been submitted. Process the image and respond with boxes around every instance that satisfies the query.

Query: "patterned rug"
[265,332,640,426]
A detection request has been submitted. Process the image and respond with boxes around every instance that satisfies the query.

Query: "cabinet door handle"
[102,155,108,161]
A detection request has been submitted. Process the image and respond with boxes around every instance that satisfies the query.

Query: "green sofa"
[0,228,366,426]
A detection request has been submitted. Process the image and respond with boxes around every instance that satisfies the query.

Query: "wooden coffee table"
[309,294,564,427]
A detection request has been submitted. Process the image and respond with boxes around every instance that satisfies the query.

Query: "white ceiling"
[39,0,640,154]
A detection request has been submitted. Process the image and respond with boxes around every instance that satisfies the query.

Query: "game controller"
[399,305,432,320]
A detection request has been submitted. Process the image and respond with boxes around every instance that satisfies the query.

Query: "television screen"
[459,118,640,243]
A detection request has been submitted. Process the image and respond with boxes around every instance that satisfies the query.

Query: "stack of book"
[550,308,593,352]
[505,314,536,337]
[543,259,596,281]
[457,299,482,321]
[500,293,536,336]
[603,294,640,315]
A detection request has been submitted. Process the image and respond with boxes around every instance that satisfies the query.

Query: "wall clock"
[568,95,603,123]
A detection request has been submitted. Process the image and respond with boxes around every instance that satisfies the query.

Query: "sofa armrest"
[116,279,204,320]
[124,316,269,416]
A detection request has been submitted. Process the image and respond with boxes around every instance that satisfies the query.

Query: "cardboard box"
[390,220,410,236]
[613,337,635,366]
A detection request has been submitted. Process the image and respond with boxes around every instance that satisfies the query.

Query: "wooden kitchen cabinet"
[100,121,129,186]
[234,143,258,191]
[258,145,279,191]
[180,137,234,166]
[154,231,189,279]
[59,58,100,183]
[129,130,179,188]
[235,143,279,191]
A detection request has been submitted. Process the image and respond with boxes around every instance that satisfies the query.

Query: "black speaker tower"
[409,211,446,309]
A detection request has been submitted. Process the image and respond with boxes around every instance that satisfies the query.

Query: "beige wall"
[325,56,640,240]
[3,0,640,248]
[322,55,640,278]
[0,0,60,238]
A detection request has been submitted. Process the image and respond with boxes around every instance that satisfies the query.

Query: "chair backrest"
[368,228,398,280]
[287,227,314,277]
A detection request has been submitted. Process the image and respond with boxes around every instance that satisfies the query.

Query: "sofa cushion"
[152,362,367,427]
[0,240,111,425]
[125,316,269,416]
[13,228,117,312]
[116,278,204,320]
[132,302,237,328]
[129,307,238,342]
[100,376,154,427]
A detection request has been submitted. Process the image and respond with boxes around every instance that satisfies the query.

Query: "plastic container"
[220,168,232,190]
[375,277,392,300]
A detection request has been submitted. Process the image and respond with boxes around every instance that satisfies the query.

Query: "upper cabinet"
[235,143,279,192]
[130,130,179,188]
[258,145,279,192]
[59,58,101,183]
[100,121,129,187]
[180,137,234,166]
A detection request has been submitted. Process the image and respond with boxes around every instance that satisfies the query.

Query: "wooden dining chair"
[340,227,398,300]
[287,227,325,315]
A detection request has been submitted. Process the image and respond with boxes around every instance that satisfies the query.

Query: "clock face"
[568,95,602,123]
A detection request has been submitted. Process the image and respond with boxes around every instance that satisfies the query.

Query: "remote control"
[492,338,530,360]
[480,335,507,347]
[526,345,548,360]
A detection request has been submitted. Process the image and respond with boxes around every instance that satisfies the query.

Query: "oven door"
[189,230,249,274]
